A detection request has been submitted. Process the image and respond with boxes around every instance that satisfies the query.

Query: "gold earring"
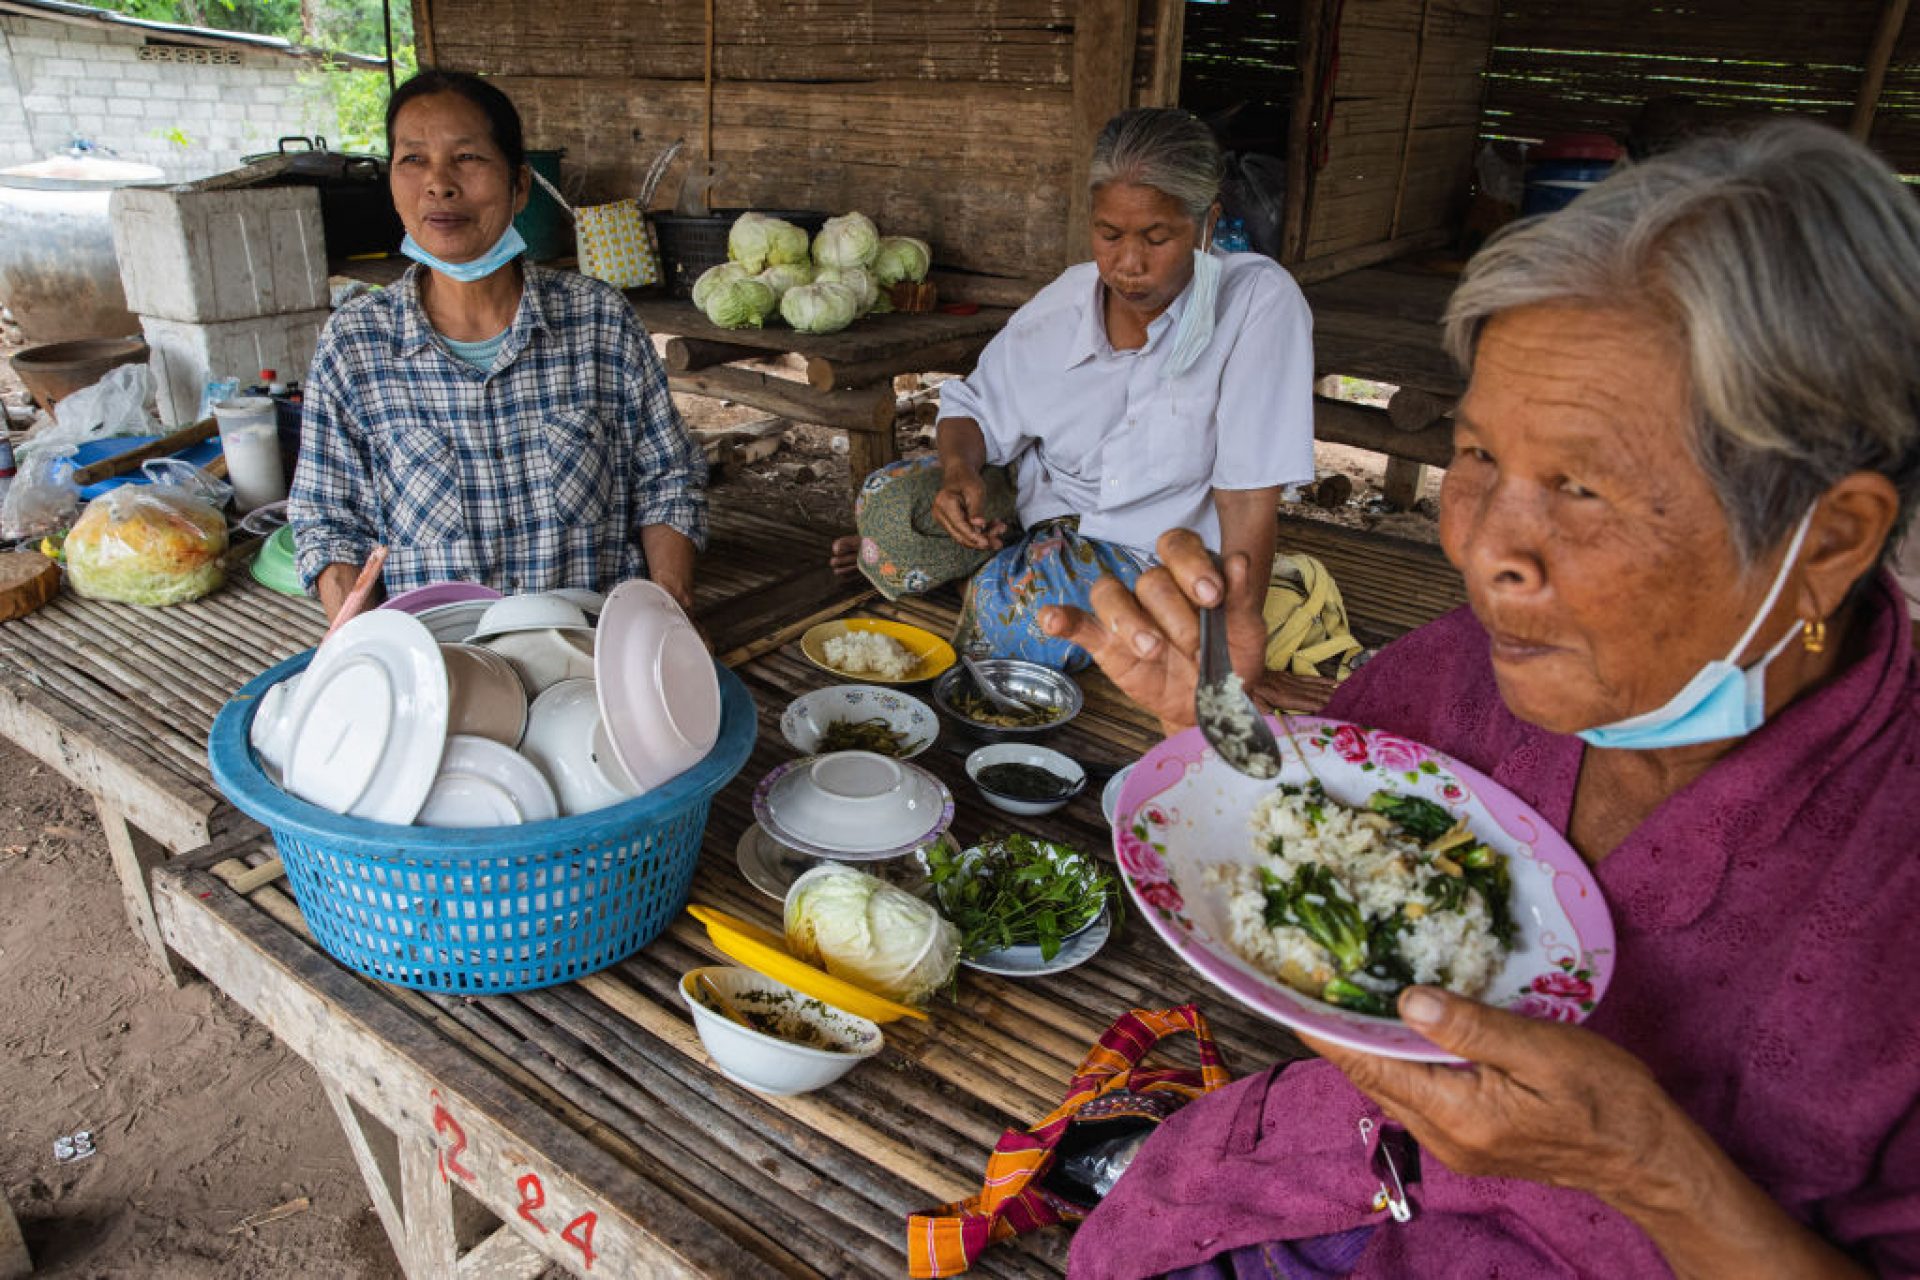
[1801,617,1826,654]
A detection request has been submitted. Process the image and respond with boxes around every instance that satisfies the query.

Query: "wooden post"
[666,365,893,432]
[1141,0,1187,107]
[1387,0,1436,241]
[1283,0,1336,263]
[1851,0,1912,140]
[409,0,435,67]
[662,336,767,374]
[1066,0,1138,267]
[845,423,899,492]
[803,334,989,390]
[1385,386,1453,433]
[97,798,186,986]
[1382,457,1427,510]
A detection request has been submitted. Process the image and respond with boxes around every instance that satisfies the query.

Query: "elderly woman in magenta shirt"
[834,108,1321,688]
[1041,122,1920,1277]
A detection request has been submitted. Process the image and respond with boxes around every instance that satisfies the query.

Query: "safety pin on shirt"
[1358,1116,1413,1223]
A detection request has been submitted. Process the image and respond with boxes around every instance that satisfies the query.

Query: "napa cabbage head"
[872,236,931,286]
[780,280,861,334]
[812,211,880,269]
[784,866,959,1004]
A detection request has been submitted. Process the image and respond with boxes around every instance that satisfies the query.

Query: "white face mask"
[1159,247,1222,382]
[1576,507,1816,751]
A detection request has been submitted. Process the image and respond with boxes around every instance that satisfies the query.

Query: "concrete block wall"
[0,15,336,181]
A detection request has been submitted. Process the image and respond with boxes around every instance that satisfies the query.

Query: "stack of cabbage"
[692,211,932,335]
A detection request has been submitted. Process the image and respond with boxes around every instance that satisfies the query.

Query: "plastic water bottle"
[1214,216,1251,254]
[0,435,14,509]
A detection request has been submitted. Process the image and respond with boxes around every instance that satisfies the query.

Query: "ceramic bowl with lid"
[751,751,953,860]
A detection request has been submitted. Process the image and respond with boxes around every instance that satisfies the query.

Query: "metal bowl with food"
[931,659,1082,741]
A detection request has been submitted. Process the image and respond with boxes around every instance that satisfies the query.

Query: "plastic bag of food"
[64,483,228,606]
[0,453,80,541]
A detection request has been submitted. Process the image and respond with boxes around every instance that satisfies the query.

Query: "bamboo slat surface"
[167,573,1316,1278]
[0,505,843,847]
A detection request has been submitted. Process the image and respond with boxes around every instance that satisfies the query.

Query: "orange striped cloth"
[907,1005,1232,1278]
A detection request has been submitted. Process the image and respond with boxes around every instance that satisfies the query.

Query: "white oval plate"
[284,611,449,823]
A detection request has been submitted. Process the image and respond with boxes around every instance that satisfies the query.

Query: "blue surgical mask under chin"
[400,224,528,283]
[1159,248,1222,382]
[1575,507,1817,751]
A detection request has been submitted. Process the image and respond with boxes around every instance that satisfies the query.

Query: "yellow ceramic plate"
[685,904,928,1023]
[800,618,957,685]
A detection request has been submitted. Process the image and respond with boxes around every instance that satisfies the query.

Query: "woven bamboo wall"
[418,0,1081,282]
[1482,1,1920,174]
[1303,0,1498,262]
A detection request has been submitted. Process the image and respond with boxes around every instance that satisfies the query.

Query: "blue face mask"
[1576,507,1816,751]
[400,224,527,283]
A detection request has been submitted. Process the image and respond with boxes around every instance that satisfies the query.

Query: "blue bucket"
[1522,158,1615,216]
[208,650,756,993]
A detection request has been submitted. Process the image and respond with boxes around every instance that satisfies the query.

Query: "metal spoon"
[1194,604,1284,779]
[959,648,1040,717]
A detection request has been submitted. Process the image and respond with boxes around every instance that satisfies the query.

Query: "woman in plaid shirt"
[289,71,706,621]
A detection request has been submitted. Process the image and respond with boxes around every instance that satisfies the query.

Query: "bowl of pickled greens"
[781,685,937,760]
[931,659,1082,741]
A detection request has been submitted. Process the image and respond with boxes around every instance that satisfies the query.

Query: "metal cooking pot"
[0,155,163,344]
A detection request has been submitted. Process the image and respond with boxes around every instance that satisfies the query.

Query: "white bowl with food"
[679,965,883,1095]
[931,659,1082,741]
[964,742,1087,816]
[780,685,938,760]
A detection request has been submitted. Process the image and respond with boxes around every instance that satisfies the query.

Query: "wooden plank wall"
[1303,0,1497,263]
[1482,1,1920,175]
[420,0,1084,283]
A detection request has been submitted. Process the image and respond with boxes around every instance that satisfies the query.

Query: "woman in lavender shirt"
[1043,122,1920,1277]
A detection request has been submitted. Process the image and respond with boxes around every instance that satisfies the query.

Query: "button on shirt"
[289,265,707,594]
[937,254,1314,560]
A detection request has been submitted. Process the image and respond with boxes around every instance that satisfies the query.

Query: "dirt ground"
[0,319,1437,1277]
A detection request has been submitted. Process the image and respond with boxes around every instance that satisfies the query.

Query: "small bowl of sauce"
[965,743,1087,816]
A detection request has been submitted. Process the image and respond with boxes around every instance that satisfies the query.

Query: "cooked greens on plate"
[1215,781,1513,1017]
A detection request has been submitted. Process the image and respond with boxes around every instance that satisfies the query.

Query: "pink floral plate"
[1115,716,1615,1062]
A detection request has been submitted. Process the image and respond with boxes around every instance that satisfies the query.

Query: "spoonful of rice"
[1194,604,1283,779]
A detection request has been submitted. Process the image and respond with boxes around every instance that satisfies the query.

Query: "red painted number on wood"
[430,1099,474,1183]
[516,1173,550,1233]
[561,1210,599,1270]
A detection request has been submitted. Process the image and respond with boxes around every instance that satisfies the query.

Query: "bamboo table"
[0,505,866,983]
[150,584,1311,1279]
[626,297,1011,488]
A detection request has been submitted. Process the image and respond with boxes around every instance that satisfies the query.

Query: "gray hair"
[1445,120,1920,564]
[1089,108,1224,225]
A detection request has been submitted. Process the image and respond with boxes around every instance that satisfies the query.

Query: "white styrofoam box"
[110,185,328,324]
[141,308,328,426]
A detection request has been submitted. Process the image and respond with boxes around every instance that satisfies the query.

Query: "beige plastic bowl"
[679,965,883,1095]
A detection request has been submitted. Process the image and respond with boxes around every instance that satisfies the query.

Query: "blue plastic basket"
[208,649,756,993]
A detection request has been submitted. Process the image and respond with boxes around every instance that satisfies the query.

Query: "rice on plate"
[822,631,916,681]
[1212,781,1510,1016]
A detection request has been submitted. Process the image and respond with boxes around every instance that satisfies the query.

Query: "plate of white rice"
[801,619,956,685]
[1113,715,1615,1062]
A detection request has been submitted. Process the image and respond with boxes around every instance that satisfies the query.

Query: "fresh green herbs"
[927,833,1116,961]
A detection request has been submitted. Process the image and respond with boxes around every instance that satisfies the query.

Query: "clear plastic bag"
[64,482,228,606]
[0,453,80,541]
[17,363,160,466]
